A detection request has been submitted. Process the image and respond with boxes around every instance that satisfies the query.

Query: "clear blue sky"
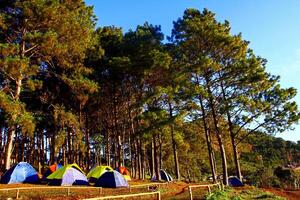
[85,0,300,142]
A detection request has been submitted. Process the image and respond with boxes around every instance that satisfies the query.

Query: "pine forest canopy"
[0,0,299,186]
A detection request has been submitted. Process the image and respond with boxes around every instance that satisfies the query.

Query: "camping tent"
[0,162,39,184]
[228,176,243,187]
[115,166,131,181]
[151,169,173,182]
[42,163,63,180]
[95,170,129,188]
[87,166,113,183]
[46,163,88,186]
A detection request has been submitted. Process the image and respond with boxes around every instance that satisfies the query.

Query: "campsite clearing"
[0,181,298,200]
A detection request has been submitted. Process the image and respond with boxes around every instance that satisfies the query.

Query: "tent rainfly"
[95,170,129,188]
[87,165,114,183]
[228,176,243,187]
[151,169,173,182]
[115,166,131,181]
[46,163,88,186]
[0,162,39,184]
[42,163,63,180]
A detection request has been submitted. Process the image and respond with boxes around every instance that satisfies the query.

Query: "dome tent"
[115,166,131,181]
[151,169,173,182]
[46,163,88,186]
[95,170,129,188]
[228,176,243,187]
[87,165,113,183]
[0,162,39,184]
[42,163,63,180]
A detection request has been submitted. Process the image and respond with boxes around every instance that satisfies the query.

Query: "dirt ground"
[0,181,299,199]
[263,188,300,200]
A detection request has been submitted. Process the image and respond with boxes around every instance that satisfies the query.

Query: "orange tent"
[116,166,131,181]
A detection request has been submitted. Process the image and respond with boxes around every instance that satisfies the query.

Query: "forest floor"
[0,180,299,199]
[262,188,300,200]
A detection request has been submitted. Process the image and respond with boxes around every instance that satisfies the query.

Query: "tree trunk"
[67,130,72,163]
[37,132,41,173]
[21,133,25,161]
[171,128,180,180]
[117,135,122,167]
[153,134,161,181]
[50,133,56,164]
[206,77,228,186]
[15,132,19,162]
[151,140,155,177]
[133,139,138,179]
[41,131,45,173]
[159,134,162,170]
[197,89,217,182]
[220,80,242,181]
[231,137,242,180]
[85,111,90,170]
[106,130,110,166]
[141,142,146,180]
[138,139,142,179]
[112,140,116,168]
[4,76,22,169]
[215,132,228,185]
[168,102,180,180]
[4,129,15,169]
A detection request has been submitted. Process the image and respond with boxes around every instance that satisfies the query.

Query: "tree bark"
[159,134,163,170]
[197,88,217,182]
[151,140,155,177]
[168,102,180,180]
[138,139,142,179]
[4,76,22,169]
[105,130,110,166]
[117,135,122,167]
[231,138,242,179]
[4,128,15,169]
[153,134,161,181]
[141,141,146,180]
[206,77,228,186]
[220,80,242,181]
[85,111,90,170]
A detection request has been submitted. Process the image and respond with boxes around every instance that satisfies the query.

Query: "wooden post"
[157,191,161,200]
[16,188,20,199]
[67,187,70,196]
[208,185,211,195]
[189,186,193,200]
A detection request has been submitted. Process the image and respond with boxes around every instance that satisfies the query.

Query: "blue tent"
[95,171,129,188]
[151,169,173,182]
[0,162,39,184]
[228,176,243,187]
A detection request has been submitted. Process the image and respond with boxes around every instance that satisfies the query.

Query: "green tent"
[46,163,88,186]
[87,166,113,183]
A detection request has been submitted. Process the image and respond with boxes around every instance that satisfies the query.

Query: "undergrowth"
[205,187,286,200]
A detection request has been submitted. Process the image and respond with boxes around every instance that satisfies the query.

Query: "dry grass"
[1,181,297,200]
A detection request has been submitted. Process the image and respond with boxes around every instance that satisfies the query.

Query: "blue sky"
[85,0,300,142]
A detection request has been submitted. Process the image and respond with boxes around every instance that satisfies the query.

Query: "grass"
[206,187,286,200]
